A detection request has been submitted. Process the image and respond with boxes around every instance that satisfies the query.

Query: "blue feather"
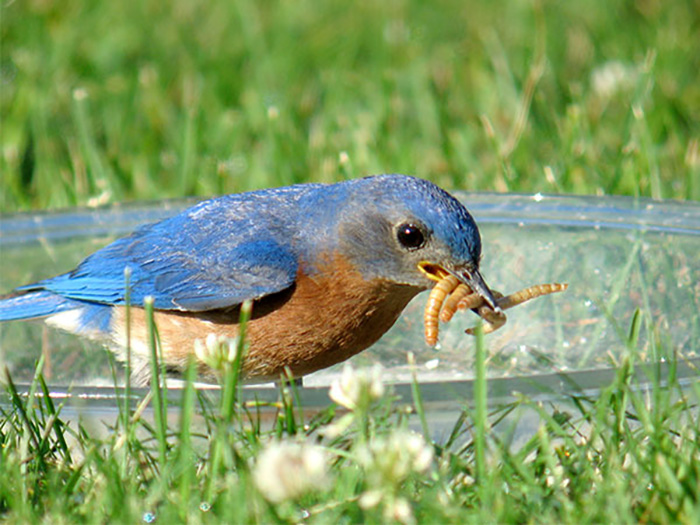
[5,174,482,316]
[0,291,82,321]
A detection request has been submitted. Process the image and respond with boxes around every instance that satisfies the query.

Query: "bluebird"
[0,175,499,384]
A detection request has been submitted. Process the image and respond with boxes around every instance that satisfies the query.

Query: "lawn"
[2,0,698,209]
[1,0,699,522]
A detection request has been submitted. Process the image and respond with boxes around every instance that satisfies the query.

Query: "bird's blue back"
[1,175,480,323]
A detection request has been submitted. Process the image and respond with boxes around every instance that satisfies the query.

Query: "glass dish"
[1,192,698,419]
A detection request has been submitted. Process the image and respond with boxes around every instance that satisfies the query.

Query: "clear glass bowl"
[1,192,698,413]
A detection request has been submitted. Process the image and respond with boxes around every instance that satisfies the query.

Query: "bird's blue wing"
[17,195,300,311]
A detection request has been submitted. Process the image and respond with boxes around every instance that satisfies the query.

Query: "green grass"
[1,319,699,522]
[1,0,699,522]
[1,0,698,211]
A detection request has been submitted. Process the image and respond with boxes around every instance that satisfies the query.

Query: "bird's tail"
[0,290,114,338]
[0,290,81,321]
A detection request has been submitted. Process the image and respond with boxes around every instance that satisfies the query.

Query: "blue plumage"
[1,174,496,382]
[0,290,81,321]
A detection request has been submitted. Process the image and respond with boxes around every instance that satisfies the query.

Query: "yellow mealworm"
[440,287,505,323]
[424,274,460,346]
[465,282,568,335]
[424,273,568,344]
[455,283,568,314]
[466,306,507,335]
[496,283,568,310]
[439,284,472,322]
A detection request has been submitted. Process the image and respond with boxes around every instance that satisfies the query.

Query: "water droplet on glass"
[425,358,439,370]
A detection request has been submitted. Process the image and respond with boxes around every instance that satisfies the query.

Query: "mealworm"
[495,283,568,310]
[424,274,460,346]
[424,274,568,344]
[439,284,472,322]
[465,282,568,335]
[440,287,505,323]
[466,305,507,335]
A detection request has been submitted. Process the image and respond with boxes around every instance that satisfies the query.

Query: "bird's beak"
[448,265,501,313]
[418,262,502,313]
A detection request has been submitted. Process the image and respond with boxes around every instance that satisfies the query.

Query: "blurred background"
[2,0,698,211]
[2,5,699,522]
[1,0,699,386]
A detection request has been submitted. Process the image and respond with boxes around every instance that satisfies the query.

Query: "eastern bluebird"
[0,175,499,384]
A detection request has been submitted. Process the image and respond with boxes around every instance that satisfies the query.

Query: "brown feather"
[110,254,421,383]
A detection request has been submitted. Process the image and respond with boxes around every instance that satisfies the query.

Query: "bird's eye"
[396,223,426,250]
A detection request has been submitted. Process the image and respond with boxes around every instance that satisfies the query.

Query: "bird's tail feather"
[0,290,83,321]
[1,290,114,338]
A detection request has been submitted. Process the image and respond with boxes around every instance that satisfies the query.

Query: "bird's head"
[333,175,500,311]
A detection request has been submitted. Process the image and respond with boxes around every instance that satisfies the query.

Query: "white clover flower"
[591,61,638,98]
[401,432,434,474]
[386,496,414,525]
[319,413,354,439]
[358,430,434,486]
[360,491,415,525]
[253,441,330,503]
[358,489,383,509]
[193,333,239,371]
[329,364,385,410]
[355,430,431,525]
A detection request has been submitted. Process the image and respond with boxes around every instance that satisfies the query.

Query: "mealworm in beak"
[464,282,568,335]
[424,274,568,345]
[494,283,568,310]
[466,305,507,335]
[439,283,472,322]
[440,287,505,323]
[424,274,460,346]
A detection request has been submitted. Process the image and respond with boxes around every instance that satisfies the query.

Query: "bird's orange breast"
[110,255,421,382]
